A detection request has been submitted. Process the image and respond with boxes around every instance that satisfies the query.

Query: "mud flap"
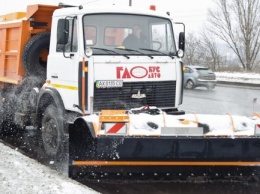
[69,121,98,178]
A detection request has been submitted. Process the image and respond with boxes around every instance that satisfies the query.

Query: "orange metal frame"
[73,160,260,167]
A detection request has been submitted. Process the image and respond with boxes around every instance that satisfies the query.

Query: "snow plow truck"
[0,3,260,180]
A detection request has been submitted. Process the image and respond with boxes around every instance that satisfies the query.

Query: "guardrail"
[217,80,260,87]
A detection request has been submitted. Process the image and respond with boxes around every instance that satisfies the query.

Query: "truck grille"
[93,81,176,111]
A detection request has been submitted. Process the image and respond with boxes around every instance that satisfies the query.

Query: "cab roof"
[53,5,172,20]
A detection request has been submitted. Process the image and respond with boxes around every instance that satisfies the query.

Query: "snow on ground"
[0,142,100,194]
[216,72,260,84]
[0,72,259,193]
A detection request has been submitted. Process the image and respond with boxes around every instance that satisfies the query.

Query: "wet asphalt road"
[180,84,260,116]
[2,84,260,193]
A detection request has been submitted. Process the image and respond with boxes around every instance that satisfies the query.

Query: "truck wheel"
[0,90,20,135]
[185,80,194,89]
[22,32,50,79]
[41,104,67,159]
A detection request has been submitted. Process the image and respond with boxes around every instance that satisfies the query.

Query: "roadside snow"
[216,72,260,84]
[0,142,99,194]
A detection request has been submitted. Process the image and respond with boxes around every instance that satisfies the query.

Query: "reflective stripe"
[50,83,78,90]
[105,123,127,134]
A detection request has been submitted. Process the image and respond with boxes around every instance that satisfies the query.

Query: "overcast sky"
[0,0,214,33]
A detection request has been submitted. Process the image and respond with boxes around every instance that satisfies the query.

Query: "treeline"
[182,0,260,73]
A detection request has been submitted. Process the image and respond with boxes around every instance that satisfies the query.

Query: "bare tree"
[183,32,226,70]
[200,31,223,71]
[183,33,201,65]
[208,0,260,70]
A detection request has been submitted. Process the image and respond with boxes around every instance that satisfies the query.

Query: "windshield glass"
[196,68,213,74]
[83,14,176,56]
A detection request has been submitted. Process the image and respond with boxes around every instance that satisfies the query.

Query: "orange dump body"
[0,4,59,89]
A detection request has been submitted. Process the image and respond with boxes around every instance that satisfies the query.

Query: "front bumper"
[196,79,217,88]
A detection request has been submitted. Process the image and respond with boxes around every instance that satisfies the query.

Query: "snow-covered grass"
[216,72,260,84]
[0,141,100,194]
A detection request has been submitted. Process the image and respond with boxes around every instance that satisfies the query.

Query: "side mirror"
[178,32,185,51]
[57,19,69,45]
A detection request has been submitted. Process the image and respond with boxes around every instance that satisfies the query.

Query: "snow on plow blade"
[69,108,260,179]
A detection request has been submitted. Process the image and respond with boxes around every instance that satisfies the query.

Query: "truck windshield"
[83,14,176,56]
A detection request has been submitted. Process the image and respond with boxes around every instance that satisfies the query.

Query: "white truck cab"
[47,5,185,115]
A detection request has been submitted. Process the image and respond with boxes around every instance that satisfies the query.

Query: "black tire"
[41,104,67,159]
[16,76,44,114]
[0,90,20,135]
[0,76,44,131]
[22,32,50,79]
[185,80,195,89]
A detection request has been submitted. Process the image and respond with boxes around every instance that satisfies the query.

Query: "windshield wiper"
[90,47,130,59]
[139,48,174,59]
[115,47,154,59]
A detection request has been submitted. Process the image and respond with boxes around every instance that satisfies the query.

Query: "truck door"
[47,17,79,111]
